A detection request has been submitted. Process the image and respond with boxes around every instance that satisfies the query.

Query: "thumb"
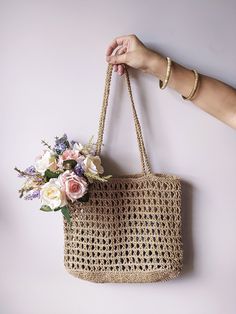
[106,53,127,65]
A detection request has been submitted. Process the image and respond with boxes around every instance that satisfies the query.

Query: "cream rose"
[35,150,58,175]
[82,155,104,175]
[40,178,67,210]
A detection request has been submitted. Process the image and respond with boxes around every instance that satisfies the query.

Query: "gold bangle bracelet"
[182,69,200,101]
[159,57,172,89]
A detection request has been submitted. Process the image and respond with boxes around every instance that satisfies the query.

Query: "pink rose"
[61,149,80,161]
[57,149,81,169]
[58,170,72,190]
[58,171,88,202]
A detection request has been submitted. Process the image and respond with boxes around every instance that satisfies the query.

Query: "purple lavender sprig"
[15,166,37,178]
[53,133,70,155]
[24,190,41,200]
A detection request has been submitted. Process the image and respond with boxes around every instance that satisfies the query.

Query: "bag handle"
[95,64,152,175]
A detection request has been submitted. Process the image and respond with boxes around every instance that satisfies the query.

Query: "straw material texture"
[63,64,183,283]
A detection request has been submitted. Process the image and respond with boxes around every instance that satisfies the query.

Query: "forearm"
[148,53,236,129]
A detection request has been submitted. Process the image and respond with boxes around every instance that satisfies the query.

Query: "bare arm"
[106,34,236,129]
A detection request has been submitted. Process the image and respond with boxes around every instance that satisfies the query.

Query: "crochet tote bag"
[63,64,183,283]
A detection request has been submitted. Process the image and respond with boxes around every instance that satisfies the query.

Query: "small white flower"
[72,142,84,153]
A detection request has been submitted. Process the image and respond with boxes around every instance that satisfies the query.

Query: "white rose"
[40,178,67,210]
[35,150,57,175]
[82,155,104,175]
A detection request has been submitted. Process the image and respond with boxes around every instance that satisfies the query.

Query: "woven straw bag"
[63,64,183,283]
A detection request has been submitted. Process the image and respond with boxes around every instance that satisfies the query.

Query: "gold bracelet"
[182,69,200,100]
[159,57,172,89]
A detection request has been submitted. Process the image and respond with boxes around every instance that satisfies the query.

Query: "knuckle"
[130,34,137,39]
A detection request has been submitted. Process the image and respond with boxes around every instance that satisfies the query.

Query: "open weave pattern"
[63,64,183,283]
[64,173,183,283]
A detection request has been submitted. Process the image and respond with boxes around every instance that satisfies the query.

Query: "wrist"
[145,51,167,79]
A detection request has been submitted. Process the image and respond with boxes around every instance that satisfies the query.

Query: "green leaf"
[61,206,72,225]
[54,206,61,211]
[84,172,112,182]
[63,159,77,170]
[78,192,89,202]
[40,205,53,212]
[45,169,60,181]
[102,175,113,180]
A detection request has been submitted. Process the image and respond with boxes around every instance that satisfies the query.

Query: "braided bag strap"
[95,64,152,175]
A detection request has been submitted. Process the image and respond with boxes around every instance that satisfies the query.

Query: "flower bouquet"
[14,134,112,224]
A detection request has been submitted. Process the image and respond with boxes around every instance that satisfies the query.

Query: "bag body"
[63,64,183,283]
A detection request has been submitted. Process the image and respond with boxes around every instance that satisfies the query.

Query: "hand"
[106,34,163,76]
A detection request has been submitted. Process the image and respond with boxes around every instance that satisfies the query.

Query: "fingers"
[112,46,126,75]
[107,53,126,66]
[105,35,129,57]
[106,34,135,75]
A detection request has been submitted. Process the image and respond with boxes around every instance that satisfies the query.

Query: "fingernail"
[106,56,111,62]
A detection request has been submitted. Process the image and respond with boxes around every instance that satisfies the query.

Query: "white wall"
[1,0,236,313]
